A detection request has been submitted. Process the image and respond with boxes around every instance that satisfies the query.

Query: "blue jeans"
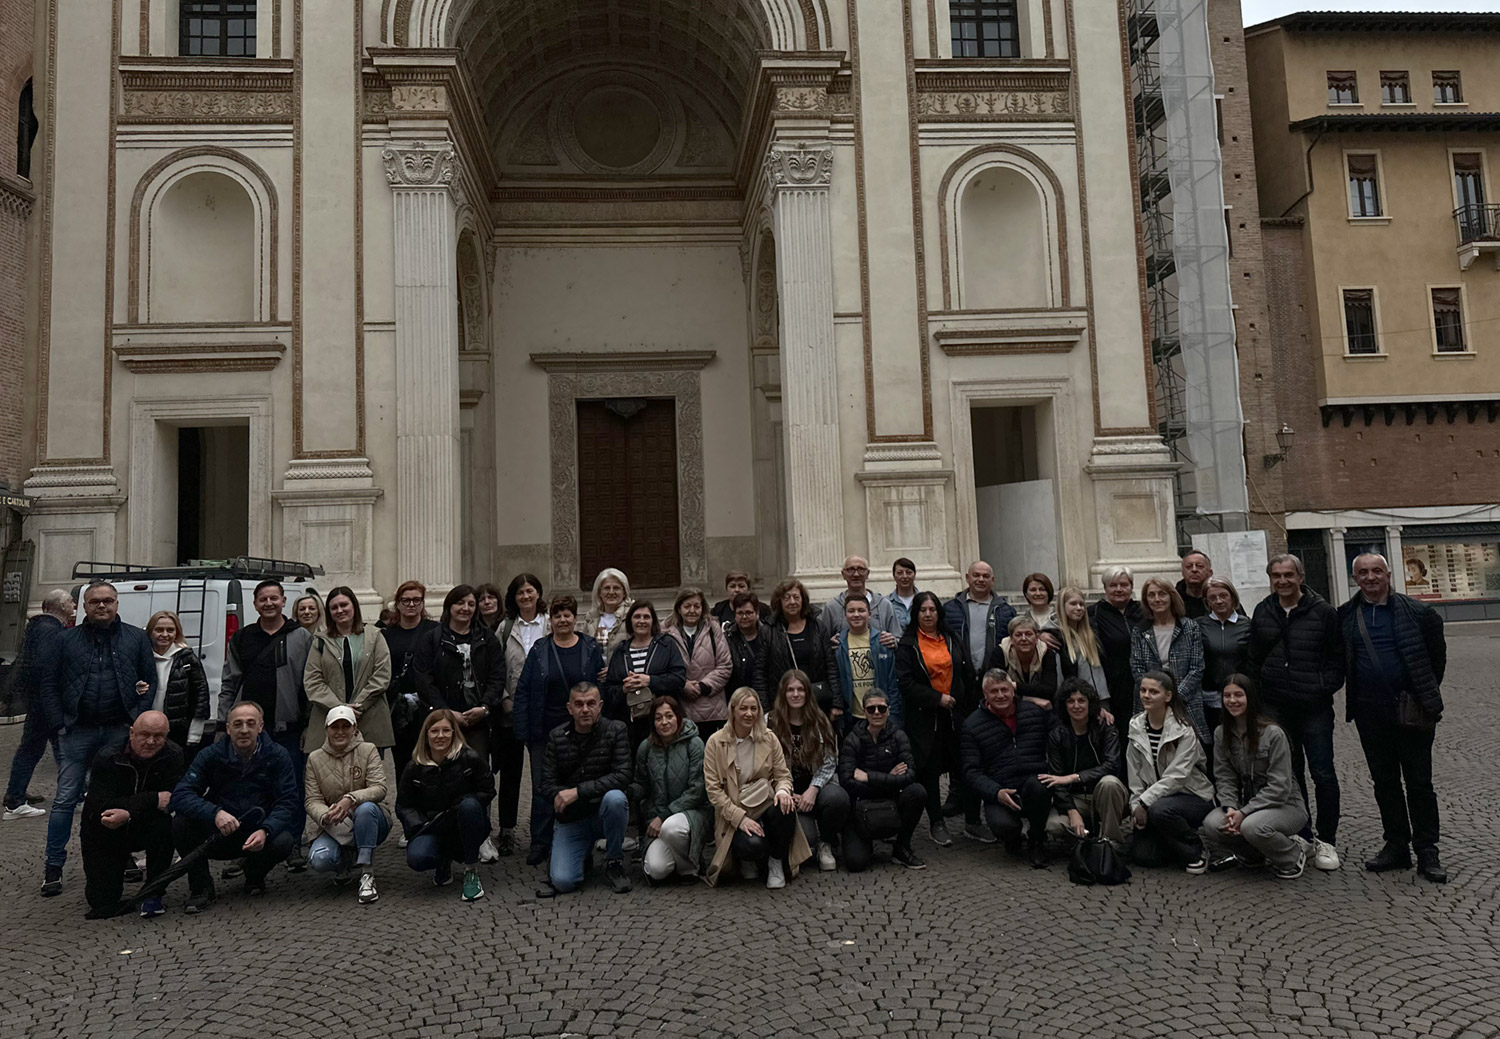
[4,711,59,807]
[1274,700,1340,844]
[527,742,553,852]
[406,795,490,871]
[549,788,628,893]
[45,724,128,870]
[308,802,391,871]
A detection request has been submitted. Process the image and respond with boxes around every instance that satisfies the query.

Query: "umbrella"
[95,806,268,919]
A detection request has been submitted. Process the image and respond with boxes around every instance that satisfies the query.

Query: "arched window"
[960,166,1051,309]
[16,79,37,179]
[180,1,257,57]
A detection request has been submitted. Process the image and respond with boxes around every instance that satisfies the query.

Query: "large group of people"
[2,546,1450,919]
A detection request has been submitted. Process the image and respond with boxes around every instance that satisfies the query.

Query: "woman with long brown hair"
[767,670,849,872]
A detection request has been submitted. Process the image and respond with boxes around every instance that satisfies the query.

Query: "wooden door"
[576,399,681,588]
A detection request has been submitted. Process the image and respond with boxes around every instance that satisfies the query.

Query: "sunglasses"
[866,704,889,715]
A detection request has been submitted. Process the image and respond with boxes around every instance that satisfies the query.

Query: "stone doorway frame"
[531,350,715,592]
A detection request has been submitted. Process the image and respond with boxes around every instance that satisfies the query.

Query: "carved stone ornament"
[764,145,834,194]
[382,142,459,188]
[391,85,447,112]
[121,91,294,123]
[915,91,1071,120]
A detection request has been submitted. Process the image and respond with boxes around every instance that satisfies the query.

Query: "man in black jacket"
[3,589,73,818]
[1341,554,1447,883]
[80,710,184,918]
[543,683,633,894]
[1248,553,1346,872]
[960,670,1053,866]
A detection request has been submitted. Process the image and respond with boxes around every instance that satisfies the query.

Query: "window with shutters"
[1346,153,1382,218]
[1433,70,1463,105]
[950,2,1020,58]
[1342,289,1379,356]
[1327,71,1358,105]
[1431,288,1468,354]
[180,1,256,57]
[1379,71,1411,105]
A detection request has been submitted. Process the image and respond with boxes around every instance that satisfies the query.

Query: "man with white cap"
[304,704,392,904]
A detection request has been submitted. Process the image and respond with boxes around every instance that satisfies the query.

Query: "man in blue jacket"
[36,581,156,897]
[169,701,300,912]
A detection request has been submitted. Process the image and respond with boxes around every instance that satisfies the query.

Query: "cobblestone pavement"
[2,629,1497,1039]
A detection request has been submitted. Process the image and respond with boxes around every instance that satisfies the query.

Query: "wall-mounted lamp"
[1263,423,1295,469]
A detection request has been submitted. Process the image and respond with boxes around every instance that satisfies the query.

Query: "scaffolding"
[1128,0,1249,547]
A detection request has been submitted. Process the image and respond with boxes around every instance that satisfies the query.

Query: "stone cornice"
[113,340,286,373]
[736,53,846,196]
[530,350,717,373]
[119,63,294,124]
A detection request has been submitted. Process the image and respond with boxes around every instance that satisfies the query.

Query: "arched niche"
[940,146,1069,312]
[130,148,277,324]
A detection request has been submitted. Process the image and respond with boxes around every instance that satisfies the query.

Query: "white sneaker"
[766,860,786,889]
[817,843,837,872]
[478,838,499,864]
[1312,839,1341,871]
[622,836,639,854]
[738,859,759,881]
[3,804,46,820]
[397,835,408,849]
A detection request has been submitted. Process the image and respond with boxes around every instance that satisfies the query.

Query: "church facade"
[22,0,1181,604]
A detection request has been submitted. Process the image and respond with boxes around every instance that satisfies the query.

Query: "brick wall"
[0,0,36,491]
[1209,2,1286,551]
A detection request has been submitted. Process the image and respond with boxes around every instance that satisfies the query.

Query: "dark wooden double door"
[576,399,680,589]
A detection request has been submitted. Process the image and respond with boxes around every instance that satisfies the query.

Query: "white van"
[71,558,325,733]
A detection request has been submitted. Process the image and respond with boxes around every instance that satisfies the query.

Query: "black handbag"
[856,798,902,841]
[1068,832,1132,886]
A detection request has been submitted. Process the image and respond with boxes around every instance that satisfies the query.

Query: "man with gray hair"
[1339,553,1447,883]
[3,589,75,820]
[36,581,156,896]
[1248,553,1346,873]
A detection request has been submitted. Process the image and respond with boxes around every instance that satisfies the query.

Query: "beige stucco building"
[1247,12,1500,618]
[21,0,1181,606]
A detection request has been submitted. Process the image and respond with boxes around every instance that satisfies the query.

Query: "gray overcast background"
[1243,0,1500,25]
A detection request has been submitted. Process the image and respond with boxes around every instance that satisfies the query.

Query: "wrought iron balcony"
[1455,203,1500,270]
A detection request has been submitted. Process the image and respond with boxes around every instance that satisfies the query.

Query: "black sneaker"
[220,862,244,880]
[40,867,62,897]
[184,888,216,914]
[1364,841,1413,873]
[892,844,927,870]
[604,858,632,894]
[434,860,453,887]
[243,878,267,897]
[525,844,548,867]
[284,848,307,874]
[495,831,516,857]
[1028,842,1050,869]
[1416,848,1448,885]
[1185,857,1209,875]
[123,866,145,884]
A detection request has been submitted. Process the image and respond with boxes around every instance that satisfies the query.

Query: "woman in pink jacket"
[664,588,733,742]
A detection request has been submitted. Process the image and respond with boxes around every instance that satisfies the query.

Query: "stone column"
[1385,525,1407,595]
[764,143,845,589]
[384,141,462,591]
[1327,527,1348,602]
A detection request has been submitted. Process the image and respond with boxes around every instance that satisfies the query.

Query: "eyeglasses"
[844,567,869,574]
[865,704,889,714]
[86,598,117,606]
[398,597,424,605]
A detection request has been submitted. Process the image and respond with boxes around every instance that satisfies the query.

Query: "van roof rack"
[72,557,325,580]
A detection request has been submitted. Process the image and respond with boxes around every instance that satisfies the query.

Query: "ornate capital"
[382,141,459,189]
[763,144,834,200]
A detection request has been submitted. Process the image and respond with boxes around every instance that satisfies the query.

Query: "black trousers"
[81,810,174,911]
[172,814,295,894]
[1355,713,1439,852]
[914,712,979,827]
[730,803,796,867]
[981,775,1053,847]
[490,728,526,830]
[843,784,926,873]
[1129,792,1213,867]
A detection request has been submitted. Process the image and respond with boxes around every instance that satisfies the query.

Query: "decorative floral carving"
[121,91,293,123]
[382,142,458,188]
[764,145,834,192]
[391,85,446,112]
[915,91,1071,119]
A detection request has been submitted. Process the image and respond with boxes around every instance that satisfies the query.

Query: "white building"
[23,0,1182,605]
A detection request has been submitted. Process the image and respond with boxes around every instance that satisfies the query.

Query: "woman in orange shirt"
[894,590,975,849]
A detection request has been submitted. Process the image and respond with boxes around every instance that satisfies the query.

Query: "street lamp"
[1263,423,1295,469]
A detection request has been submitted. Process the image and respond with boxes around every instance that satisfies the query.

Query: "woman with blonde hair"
[703,688,813,889]
[582,568,634,654]
[1055,587,1112,721]
[292,593,325,635]
[396,709,494,901]
[144,610,211,759]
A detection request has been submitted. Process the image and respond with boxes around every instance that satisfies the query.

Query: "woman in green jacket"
[631,695,710,883]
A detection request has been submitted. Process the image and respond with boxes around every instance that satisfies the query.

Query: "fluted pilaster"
[765,144,845,582]
[385,141,462,589]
